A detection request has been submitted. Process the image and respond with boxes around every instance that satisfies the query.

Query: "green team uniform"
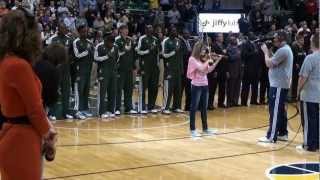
[94,42,119,115]
[114,35,136,112]
[47,34,72,119]
[136,35,160,111]
[70,37,93,112]
[162,37,183,110]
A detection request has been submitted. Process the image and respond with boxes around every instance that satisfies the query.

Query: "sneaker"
[150,109,159,113]
[190,130,201,138]
[162,110,171,115]
[82,111,93,117]
[115,110,121,115]
[65,114,74,119]
[277,135,288,141]
[109,113,116,118]
[257,137,275,143]
[128,110,137,114]
[296,145,307,151]
[75,112,86,120]
[173,109,184,113]
[101,113,109,119]
[203,128,218,135]
[141,110,148,114]
[49,116,57,121]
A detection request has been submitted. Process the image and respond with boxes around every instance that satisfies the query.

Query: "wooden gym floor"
[42,104,319,180]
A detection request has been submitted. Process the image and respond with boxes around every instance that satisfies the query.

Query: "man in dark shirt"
[226,35,241,107]
[291,33,306,101]
[208,33,229,108]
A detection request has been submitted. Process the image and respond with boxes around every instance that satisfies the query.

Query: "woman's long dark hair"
[0,9,42,63]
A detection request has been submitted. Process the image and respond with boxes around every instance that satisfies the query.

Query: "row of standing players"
[46,21,307,120]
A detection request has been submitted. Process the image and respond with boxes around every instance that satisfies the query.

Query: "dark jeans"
[190,85,209,131]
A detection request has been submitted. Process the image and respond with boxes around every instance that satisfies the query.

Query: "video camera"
[253,36,274,49]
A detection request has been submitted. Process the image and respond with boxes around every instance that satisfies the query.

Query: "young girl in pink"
[187,41,222,137]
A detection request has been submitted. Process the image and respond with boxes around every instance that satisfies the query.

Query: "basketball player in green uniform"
[94,31,119,118]
[136,25,160,114]
[114,24,137,115]
[46,21,73,120]
[70,19,93,119]
[162,26,184,114]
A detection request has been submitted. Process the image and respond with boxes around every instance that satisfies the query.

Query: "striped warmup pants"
[266,87,289,142]
[300,101,320,151]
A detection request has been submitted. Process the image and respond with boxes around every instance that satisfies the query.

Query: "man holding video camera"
[258,31,293,143]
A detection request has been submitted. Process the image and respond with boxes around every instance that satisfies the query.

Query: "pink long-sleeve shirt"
[187,56,215,86]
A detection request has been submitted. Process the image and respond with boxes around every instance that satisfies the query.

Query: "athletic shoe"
[75,112,86,120]
[190,130,201,138]
[277,135,288,141]
[141,110,148,114]
[296,145,319,152]
[296,145,307,151]
[203,128,218,135]
[101,113,109,119]
[82,111,93,118]
[49,116,57,121]
[109,113,116,118]
[115,110,121,115]
[162,110,171,115]
[173,109,184,113]
[257,137,275,143]
[128,110,137,114]
[150,109,159,113]
[65,114,74,119]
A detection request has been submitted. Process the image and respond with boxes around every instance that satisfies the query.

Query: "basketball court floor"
[43,103,320,180]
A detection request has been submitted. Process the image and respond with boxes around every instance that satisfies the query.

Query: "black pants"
[208,76,226,107]
[141,69,159,110]
[241,78,258,105]
[97,74,116,115]
[116,71,133,112]
[227,78,241,106]
[163,75,182,110]
[259,77,269,104]
[291,70,299,101]
[182,76,191,111]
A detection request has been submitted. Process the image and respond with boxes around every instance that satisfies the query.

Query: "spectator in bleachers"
[251,9,264,35]
[57,0,69,17]
[238,14,250,35]
[167,4,181,25]
[154,7,165,27]
[305,0,318,23]
[104,10,115,31]
[0,0,8,17]
[182,1,197,34]
[295,0,306,23]
[160,0,173,11]
[149,0,159,9]
[93,13,105,31]
[262,0,273,23]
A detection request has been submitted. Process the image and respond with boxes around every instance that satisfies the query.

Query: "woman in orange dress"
[0,8,57,180]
